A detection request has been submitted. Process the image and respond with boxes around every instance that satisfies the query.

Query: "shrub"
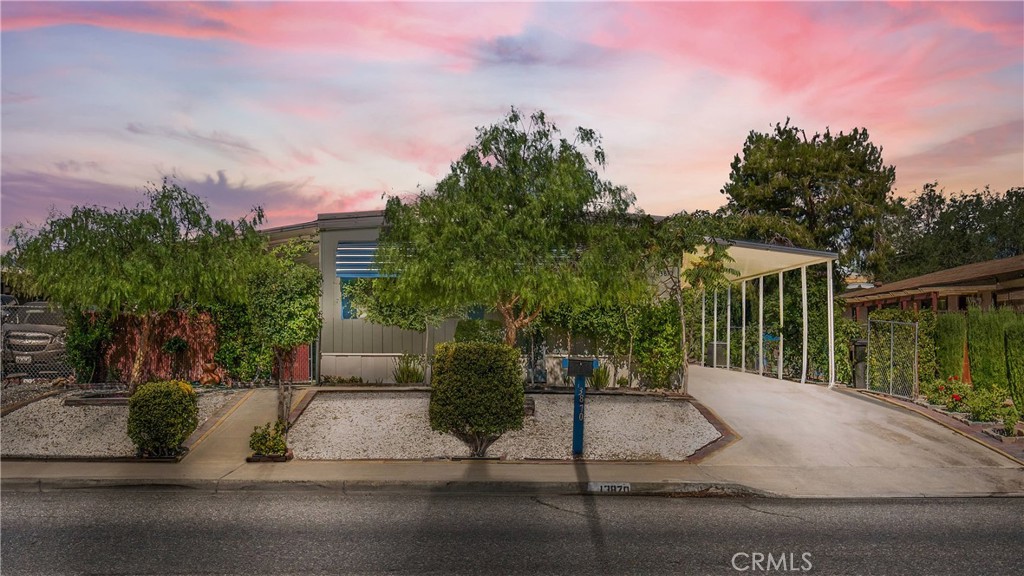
[964,387,1006,422]
[967,307,1017,392]
[429,342,524,457]
[454,319,505,344]
[999,405,1020,437]
[249,419,288,456]
[616,375,630,388]
[65,310,114,383]
[934,313,966,380]
[392,354,425,384]
[941,379,972,413]
[587,364,610,390]
[1006,323,1024,411]
[127,380,199,457]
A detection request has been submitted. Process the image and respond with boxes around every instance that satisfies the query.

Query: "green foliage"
[320,375,363,385]
[1006,323,1024,411]
[249,420,289,456]
[999,405,1020,437]
[429,342,524,457]
[720,120,897,276]
[934,313,967,380]
[616,376,630,388]
[127,380,199,457]
[632,299,685,389]
[587,364,610,390]
[944,381,971,413]
[392,354,425,384]
[922,376,967,406]
[884,185,1023,282]
[162,336,188,355]
[211,240,321,383]
[966,307,1018,392]
[3,179,265,388]
[965,388,1007,423]
[454,319,505,345]
[378,107,646,346]
[344,277,463,333]
[64,310,113,383]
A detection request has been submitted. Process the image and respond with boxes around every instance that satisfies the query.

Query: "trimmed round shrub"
[429,342,524,457]
[127,380,199,457]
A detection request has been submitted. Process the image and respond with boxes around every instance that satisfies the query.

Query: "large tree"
[721,120,897,277]
[377,108,647,346]
[884,184,1024,282]
[4,179,265,392]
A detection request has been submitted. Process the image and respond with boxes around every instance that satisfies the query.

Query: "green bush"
[616,375,630,388]
[942,379,972,413]
[429,342,524,457]
[633,299,684,389]
[587,364,610,390]
[454,318,505,344]
[964,387,1006,422]
[967,307,1017,392]
[999,405,1020,437]
[392,354,425,384]
[127,380,199,457]
[249,419,288,456]
[65,310,114,383]
[934,313,966,380]
[1006,323,1024,411]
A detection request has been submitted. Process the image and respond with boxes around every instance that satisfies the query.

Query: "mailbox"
[566,357,596,377]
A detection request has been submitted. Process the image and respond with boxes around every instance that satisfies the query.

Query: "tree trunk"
[676,292,689,395]
[128,313,155,395]
[423,327,431,385]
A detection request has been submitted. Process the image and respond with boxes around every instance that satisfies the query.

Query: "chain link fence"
[867,319,919,399]
[1,304,75,382]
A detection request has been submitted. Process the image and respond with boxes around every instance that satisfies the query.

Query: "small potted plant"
[247,419,292,462]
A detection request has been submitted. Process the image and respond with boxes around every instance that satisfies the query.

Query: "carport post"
[741,280,746,373]
[801,265,808,385]
[701,290,706,366]
[758,276,764,376]
[778,271,784,380]
[726,284,732,370]
[827,260,836,388]
[713,289,719,368]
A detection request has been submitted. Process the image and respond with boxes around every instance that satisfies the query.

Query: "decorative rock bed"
[0,390,239,458]
[288,392,722,461]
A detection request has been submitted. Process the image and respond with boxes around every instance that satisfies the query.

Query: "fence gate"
[866,319,919,399]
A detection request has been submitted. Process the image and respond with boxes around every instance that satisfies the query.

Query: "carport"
[683,239,839,388]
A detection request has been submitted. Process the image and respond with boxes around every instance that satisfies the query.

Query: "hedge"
[1006,323,1024,409]
[966,307,1017,392]
[429,342,524,457]
[934,313,967,381]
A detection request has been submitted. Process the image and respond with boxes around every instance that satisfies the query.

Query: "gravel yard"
[0,390,239,458]
[289,392,721,461]
[1,379,64,410]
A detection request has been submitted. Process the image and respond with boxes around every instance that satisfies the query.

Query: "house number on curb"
[588,482,632,493]
[562,357,598,458]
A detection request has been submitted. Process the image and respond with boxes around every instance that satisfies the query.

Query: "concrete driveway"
[688,365,1024,497]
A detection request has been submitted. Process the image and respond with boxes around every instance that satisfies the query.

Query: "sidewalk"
[3,375,1024,498]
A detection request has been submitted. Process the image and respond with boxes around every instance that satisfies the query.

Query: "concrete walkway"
[2,370,1023,497]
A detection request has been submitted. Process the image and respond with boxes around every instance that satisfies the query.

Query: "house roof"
[843,255,1024,303]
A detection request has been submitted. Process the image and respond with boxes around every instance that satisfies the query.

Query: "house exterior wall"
[315,220,457,382]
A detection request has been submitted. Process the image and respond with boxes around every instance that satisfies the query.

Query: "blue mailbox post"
[562,357,598,458]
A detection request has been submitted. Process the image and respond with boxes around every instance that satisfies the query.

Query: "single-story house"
[842,255,1024,322]
[264,211,841,387]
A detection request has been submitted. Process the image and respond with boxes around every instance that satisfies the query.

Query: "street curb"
[0,477,772,497]
[848,389,1024,467]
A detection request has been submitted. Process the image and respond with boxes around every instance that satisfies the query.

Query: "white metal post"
[759,276,764,376]
[701,290,706,367]
[778,271,784,380]
[726,284,732,370]
[741,280,747,373]
[801,265,808,384]
[713,289,719,368]
[827,260,836,388]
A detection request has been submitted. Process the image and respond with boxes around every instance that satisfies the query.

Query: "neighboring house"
[842,255,1024,322]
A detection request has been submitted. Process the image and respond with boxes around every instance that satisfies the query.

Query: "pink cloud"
[1,2,535,62]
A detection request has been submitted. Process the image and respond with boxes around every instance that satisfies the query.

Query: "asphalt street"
[2,491,1022,575]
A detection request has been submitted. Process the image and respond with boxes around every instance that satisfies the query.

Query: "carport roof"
[683,238,837,285]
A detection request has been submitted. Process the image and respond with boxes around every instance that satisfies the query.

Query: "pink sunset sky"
[1,1,1022,237]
